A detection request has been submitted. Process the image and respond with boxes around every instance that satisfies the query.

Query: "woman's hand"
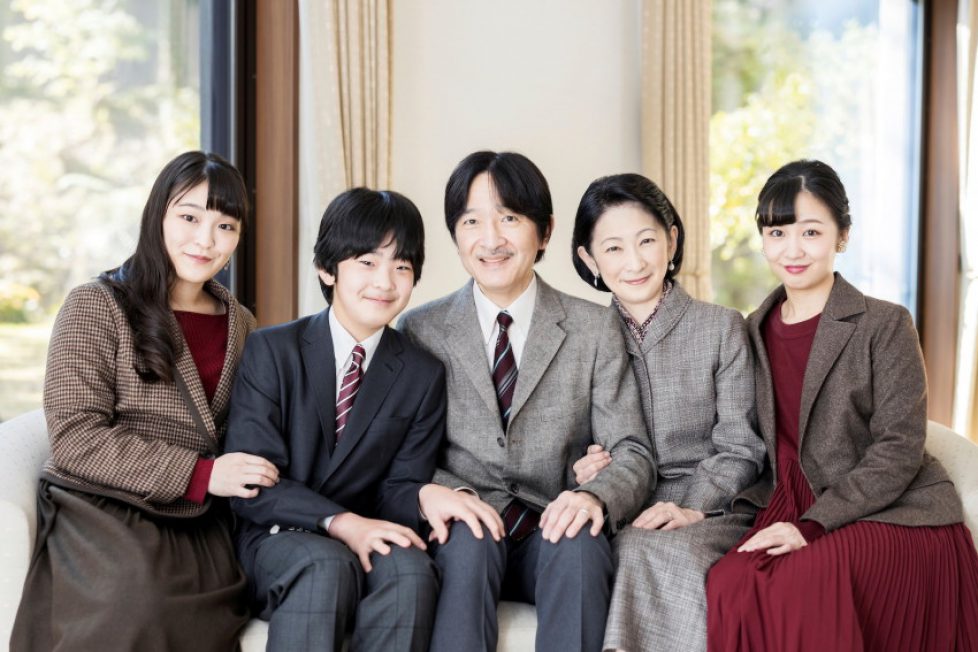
[632,501,705,531]
[208,452,279,498]
[573,444,612,484]
[737,521,807,556]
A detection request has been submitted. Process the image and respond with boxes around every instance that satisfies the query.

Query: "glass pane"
[710,0,923,315]
[0,0,201,421]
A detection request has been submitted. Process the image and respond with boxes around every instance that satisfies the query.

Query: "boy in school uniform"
[224,188,445,652]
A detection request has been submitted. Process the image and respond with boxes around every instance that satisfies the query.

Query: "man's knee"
[368,545,439,595]
[257,534,361,611]
[432,522,506,572]
[538,531,613,582]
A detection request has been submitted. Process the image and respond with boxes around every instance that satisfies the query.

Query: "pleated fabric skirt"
[706,459,978,652]
[11,481,250,652]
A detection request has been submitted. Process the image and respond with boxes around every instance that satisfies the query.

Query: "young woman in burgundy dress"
[706,159,978,651]
[11,151,279,651]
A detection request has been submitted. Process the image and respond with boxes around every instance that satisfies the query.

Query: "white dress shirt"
[317,308,384,534]
[472,275,537,368]
[328,308,384,398]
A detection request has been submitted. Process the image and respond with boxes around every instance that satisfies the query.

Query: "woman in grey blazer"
[706,160,978,650]
[571,173,766,652]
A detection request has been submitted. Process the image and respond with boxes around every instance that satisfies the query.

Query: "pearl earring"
[668,261,675,272]
[593,273,600,288]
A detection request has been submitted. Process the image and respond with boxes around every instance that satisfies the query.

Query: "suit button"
[497,437,505,447]
[508,483,519,494]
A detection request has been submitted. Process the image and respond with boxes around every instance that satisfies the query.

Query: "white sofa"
[2,410,976,650]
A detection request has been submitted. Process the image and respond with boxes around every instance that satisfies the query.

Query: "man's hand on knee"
[329,513,426,572]
[418,484,504,544]
[540,490,605,543]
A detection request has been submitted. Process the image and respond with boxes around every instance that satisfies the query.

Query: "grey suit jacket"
[733,274,964,531]
[399,276,654,531]
[622,283,764,514]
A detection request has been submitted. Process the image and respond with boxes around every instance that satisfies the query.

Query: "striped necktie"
[335,344,365,443]
[492,311,517,428]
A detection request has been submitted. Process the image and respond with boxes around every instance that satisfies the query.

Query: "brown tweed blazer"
[40,279,256,518]
[733,274,963,531]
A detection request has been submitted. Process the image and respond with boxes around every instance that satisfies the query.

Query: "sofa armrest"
[926,420,978,550]
[0,409,50,646]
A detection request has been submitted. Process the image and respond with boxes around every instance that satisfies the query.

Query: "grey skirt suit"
[604,283,765,652]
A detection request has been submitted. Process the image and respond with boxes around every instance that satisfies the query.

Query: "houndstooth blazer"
[40,279,256,518]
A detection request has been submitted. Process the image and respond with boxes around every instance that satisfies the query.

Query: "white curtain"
[956,0,978,441]
[640,0,712,300]
[297,0,391,316]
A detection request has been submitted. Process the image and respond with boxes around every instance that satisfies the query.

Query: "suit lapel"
[797,275,863,447]
[509,279,566,425]
[638,282,691,352]
[747,287,784,459]
[322,328,403,482]
[443,282,501,419]
[209,281,247,430]
[301,310,338,454]
[168,313,217,448]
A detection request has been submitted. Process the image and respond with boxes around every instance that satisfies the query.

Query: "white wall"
[391,0,643,308]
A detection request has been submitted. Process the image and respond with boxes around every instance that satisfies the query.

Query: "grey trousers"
[429,521,614,652]
[252,531,439,652]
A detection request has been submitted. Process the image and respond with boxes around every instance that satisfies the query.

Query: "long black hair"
[101,151,249,383]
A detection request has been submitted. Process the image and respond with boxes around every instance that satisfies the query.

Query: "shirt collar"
[328,307,384,372]
[472,275,538,344]
[613,280,672,344]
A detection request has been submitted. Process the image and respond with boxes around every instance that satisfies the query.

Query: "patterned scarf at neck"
[613,281,672,344]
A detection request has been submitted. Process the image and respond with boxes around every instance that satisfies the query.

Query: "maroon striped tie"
[335,344,365,443]
[492,311,517,428]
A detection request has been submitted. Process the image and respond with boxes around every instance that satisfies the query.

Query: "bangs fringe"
[755,175,806,230]
[204,163,249,223]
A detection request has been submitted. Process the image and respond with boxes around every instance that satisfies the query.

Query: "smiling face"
[162,181,241,292]
[453,172,551,308]
[319,238,415,341]
[760,190,847,296]
[576,202,677,322]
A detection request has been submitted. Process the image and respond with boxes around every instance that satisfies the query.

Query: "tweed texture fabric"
[734,274,964,530]
[40,279,255,517]
[604,282,764,652]
[399,276,654,533]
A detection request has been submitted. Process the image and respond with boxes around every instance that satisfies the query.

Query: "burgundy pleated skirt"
[706,458,978,651]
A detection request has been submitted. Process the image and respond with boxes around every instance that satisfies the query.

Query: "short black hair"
[313,188,425,303]
[571,173,685,291]
[444,151,553,262]
[755,159,852,234]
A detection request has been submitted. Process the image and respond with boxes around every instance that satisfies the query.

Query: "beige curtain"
[956,0,978,442]
[297,0,391,316]
[640,0,712,300]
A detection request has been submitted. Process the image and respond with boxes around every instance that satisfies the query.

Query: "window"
[710,0,924,315]
[0,0,202,420]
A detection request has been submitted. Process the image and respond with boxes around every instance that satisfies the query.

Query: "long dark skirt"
[11,481,249,652]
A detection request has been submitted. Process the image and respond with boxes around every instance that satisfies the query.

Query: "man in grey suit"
[403,151,655,652]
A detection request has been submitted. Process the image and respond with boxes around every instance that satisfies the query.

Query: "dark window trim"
[920,0,961,426]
